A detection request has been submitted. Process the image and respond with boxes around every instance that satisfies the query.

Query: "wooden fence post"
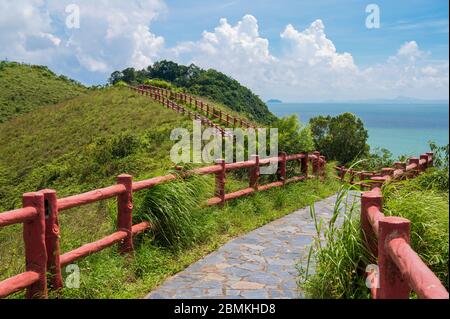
[420,154,429,170]
[249,155,260,190]
[215,159,226,207]
[361,190,382,256]
[23,192,48,299]
[381,168,394,178]
[278,152,287,185]
[301,153,309,178]
[41,189,63,292]
[426,152,434,167]
[312,151,320,177]
[117,174,133,254]
[408,158,420,176]
[319,155,326,177]
[378,216,411,299]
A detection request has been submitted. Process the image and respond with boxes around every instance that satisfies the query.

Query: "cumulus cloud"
[0,2,447,100]
[173,16,448,101]
[0,0,166,81]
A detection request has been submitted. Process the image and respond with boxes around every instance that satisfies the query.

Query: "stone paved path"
[146,193,357,299]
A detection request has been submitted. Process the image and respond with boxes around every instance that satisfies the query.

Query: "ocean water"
[268,103,449,158]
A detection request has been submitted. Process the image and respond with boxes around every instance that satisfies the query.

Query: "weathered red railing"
[336,152,448,298]
[361,187,449,299]
[335,152,434,189]
[133,84,257,129]
[129,85,232,137]
[0,151,326,299]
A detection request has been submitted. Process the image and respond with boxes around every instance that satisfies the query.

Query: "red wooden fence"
[334,152,434,189]
[362,187,449,299]
[129,86,232,137]
[0,152,326,299]
[134,84,257,129]
[336,152,448,299]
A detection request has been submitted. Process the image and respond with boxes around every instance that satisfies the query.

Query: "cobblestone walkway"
[146,193,355,299]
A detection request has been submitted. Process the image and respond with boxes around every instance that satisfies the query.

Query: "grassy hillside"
[0,63,339,299]
[0,87,192,210]
[0,61,88,122]
[109,60,277,124]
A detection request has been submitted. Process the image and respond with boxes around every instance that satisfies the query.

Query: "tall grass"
[298,184,372,299]
[383,179,449,289]
[299,168,449,298]
[134,173,210,249]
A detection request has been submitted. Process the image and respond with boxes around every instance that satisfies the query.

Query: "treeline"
[109,60,277,124]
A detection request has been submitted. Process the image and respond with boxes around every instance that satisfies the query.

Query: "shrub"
[113,80,128,87]
[144,79,173,90]
[309,113,369,165]
[273,114,315,154]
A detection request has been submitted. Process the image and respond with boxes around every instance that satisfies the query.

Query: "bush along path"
[146,193,352,299]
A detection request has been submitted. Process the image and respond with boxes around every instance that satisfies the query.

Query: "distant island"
[267,99,283,104]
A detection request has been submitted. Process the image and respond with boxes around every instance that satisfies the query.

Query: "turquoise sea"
[268,103,449,158]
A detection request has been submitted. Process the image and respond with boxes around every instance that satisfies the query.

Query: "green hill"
[0,61,88,122]
[109,60,277,124]
[0,62,339,299]
[0,87,192,210]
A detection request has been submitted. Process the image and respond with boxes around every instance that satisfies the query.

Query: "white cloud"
[0,0,166,78]
[173,16,448,101]
[0,3,447,100]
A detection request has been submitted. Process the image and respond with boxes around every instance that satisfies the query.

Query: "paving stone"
[231,281,265,290]
[241,290,269,299]
[145,194,345,299]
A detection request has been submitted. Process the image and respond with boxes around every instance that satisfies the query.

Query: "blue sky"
[0,0,448,101]
[154,0,449,64]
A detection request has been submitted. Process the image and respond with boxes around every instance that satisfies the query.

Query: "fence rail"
[334,152,434,189]
[133,84,256,130]
[362,187,449,299]
[338,152,450,299]
[130,85,232,137]
[0,151,326,299]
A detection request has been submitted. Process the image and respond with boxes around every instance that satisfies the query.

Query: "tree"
[274,115,315,154]
[309,113,369,165]
[108,71,123,85]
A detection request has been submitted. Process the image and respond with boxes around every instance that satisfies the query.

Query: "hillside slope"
[0,61,88,122]
[0,87,192,210]
[109,60,277,124]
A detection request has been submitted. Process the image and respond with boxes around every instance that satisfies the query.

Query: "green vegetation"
[109,60,277,124]
[0,87,192,211]
[274,114,315,155]
[37,166,338,299]
[0,61,88,122]
[299,144,449,298]
[299,185,372,299]
[309,112,369,165]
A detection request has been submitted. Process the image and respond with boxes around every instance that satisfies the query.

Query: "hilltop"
[0,61,88,122]
[109,60,277,125]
